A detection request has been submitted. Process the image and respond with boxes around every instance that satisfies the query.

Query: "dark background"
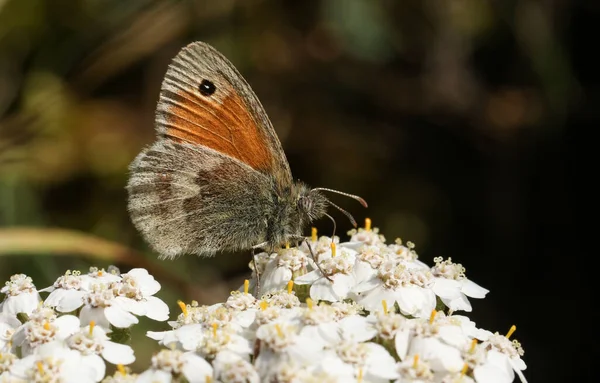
[0,0,590,380]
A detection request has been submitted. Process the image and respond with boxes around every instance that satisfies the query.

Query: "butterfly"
[126,41,366,273]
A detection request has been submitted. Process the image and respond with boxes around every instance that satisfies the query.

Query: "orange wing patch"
[161,87,273,172]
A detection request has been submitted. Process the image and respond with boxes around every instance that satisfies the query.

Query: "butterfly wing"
[127,42,295,258]
[155,41,292,187]
[127,140,275,258]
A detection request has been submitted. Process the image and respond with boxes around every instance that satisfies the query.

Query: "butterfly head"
[295,185,368,232]
[297,186,329,223]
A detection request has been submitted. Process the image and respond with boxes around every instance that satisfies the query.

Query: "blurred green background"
[0,0,588,381]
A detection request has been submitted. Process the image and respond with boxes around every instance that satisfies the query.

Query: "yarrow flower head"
[0,266,170,382]
[0,223,526,383]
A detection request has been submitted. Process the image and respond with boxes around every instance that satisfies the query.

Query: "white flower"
[306,315,396,381]
[272,359,357,383]
[195,324,253,360]
[11,306,79,356]
[77,268,168,330]
[354,260,436,318]
[1,274,41,318]
[431,257,488,312]
[324,341,398,382]
[253,304,291,327]
[113,268,169,322]
[347,222,386,246]
[0,351,18,376]
[301,300,338,328]
[319,315,377,344]
[86,267,122,284]
[440,372,475,383]
[394,354,435,383]
[149,300,258,352]
[7,341,99,383]
[369,310,411,356]
[65,322,135,381]
[136,349,212,383]
[39,270,91,313]
[254,321,324,380]
[260,248,309,294]
[294,245,358,302]
[474,329,527,383]
[166,301,213,329]
[213,351,259,383]
[261,289,301,310]
[472,350,516,383]
[0,313,20,352]
[101,366,138,382]
[351,244,387,289]
[80,283,139,329]
[330,301,364,320]
[386,240,423,265]
[395,313,467,373]
[300,235,341,258]
[225,290,258,312]
[147,323,204,351]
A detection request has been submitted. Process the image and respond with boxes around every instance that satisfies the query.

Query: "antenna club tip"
[359,198,368,208]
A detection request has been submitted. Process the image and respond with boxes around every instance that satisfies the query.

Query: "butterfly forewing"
[155,42,292,186]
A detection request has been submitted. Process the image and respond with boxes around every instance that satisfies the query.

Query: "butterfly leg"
[251,242,268,297]
[296,237,333,282]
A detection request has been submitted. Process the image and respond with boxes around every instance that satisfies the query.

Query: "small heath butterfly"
[126,42,366,272]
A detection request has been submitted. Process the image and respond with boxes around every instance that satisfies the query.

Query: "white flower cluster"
[0,267,168,382]
[0,222,527,383]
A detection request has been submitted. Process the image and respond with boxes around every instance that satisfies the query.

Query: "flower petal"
[143,296,170,321]
[365,343,399,379]
[330,274,355,299]
[394,328,411,360]
[79,306,110,329]
[338,315,377,342]
[294,270,321,285]
[311,279,340,302]
[136,369,172,383]
[182,353,213,383]
[104,306,139,328]
[57,290,86,313]
[125,268,161,296]
[432,278,462,299]
[81,354,106,381]
[176,324,204,351]
[461,279,489,298]
[442,293,472,312]
[261,267,292,294]
[102,340,135,365]
[54,315,80,339]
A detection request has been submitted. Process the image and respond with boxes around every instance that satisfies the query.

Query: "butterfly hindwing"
[127,140,274,258]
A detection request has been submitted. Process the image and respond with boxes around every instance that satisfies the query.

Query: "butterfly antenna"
[312,188,368,208]
[327,200,358,228]
[324,212,337,239]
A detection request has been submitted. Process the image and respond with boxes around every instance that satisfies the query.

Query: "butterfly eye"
[199,79,216,96]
